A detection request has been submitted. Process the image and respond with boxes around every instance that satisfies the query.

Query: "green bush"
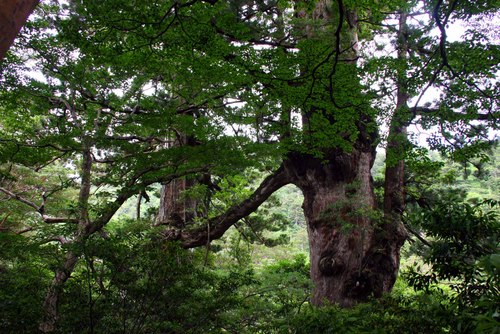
[404,199,499,333]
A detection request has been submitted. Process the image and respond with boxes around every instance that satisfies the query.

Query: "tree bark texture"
[288,150,375,306]
[283,139,399,306]
[39,252,78,333]
[156,127,203,227]
[380,11,411,287]
[293,1,406,306]
[384,11,410,220]
[157,177,197,227]
[0,0,39,61]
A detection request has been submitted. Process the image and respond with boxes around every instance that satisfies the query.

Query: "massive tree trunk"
[284,1,406,306]
[283,125,407,306]
[0,0,39,61]
[160,0,409,307]
[285,148,377,306]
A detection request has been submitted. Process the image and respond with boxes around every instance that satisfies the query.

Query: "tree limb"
[405,225,432,248]
[43,216,79,224]
[40,236,69,245]
[0,186,79,224]
[166,164,292,248]
[0,186,40,211]
[413,106,498,121]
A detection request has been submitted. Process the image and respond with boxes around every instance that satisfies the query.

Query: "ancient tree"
[0,0,498,331]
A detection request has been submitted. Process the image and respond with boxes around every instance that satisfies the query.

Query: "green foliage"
[57,239,253,333]
[0,0,499,333]
[284,292,454,334]
[1,195,499,333]
[0,233,53,333]
[0,220,260,334]
[403,197,499,333]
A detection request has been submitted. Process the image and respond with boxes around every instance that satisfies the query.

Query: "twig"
[405,225,432,247]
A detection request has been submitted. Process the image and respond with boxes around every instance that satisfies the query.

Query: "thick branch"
[0,186,40,211]
[168,164,292,248]
[88,166,211,235]
[42,216,79,224]
[40,236,70,245]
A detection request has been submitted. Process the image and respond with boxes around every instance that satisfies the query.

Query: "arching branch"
[0,186,79,224]
[166,164,292,248]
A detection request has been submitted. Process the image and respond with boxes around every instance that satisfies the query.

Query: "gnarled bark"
[281,140,405,306]
[283,143,384,306]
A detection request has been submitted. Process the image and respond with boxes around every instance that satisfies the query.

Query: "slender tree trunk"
[0,0,39,61]
[378,11,411,286]
[384,11,410,220]
[39,252,78,333]
[136,191,142,220]
[39,144,94,332]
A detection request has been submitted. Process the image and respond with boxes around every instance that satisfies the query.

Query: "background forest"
[0,0,499,333]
